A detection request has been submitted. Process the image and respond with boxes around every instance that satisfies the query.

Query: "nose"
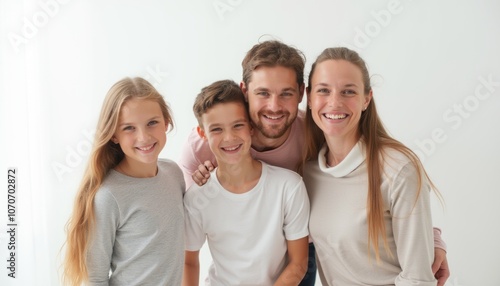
[328,92,343,108]
[137,127,151,142]
[223,129,236,142]
[267,95,282,112]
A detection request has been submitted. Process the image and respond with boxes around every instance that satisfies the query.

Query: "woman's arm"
[390,162,437,286]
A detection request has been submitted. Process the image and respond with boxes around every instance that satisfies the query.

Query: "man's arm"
[177,128,217,189]
[274,237,309,286]
[182,250,200,286]
[432,228,450,286]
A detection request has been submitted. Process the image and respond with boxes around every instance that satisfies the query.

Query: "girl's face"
[307,59,371,143]
[197,102,253,166]
[112,98,168,169]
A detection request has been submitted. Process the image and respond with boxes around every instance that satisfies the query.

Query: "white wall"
[1,0,499,285]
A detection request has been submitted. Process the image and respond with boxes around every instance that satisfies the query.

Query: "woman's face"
[308,59,371,142]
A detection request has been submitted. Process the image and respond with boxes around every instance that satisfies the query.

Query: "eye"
[316,88,330,94]
[148,120,159,126]
[210,127,222,133]
[342,89,356,96]
[122,126,134,131]
[257,91,269,96]
[234,123,245,129]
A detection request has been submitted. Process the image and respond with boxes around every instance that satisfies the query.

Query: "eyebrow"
[313,82,359,88]
[118,115,162,127]
[207,118,247,129]
[252,87,297,92]
[344,83,359,88]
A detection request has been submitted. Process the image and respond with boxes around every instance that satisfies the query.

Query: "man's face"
[242,65,304,140]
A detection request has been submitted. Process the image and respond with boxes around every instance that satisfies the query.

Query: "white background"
[1,0,500,285]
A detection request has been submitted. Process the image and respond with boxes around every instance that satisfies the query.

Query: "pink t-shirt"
[178,111,306,189]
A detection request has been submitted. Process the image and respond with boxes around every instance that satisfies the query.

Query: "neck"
[251,127,291,152]
[115,159,158,178]
[324,134,359,167]
[216,158,262,194]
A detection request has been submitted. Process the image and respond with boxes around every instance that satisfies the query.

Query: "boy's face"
[241,65,304,140]
[197,102,253,166]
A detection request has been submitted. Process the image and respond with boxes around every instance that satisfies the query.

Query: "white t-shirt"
[184,162,310,285]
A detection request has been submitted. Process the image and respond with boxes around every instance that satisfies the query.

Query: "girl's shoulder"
[158,157,178,166]
[158,158,183,174]
[157,158,186,190]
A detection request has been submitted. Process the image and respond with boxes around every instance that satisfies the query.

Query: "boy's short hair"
[241,40,306,88]
[193,80,247,127]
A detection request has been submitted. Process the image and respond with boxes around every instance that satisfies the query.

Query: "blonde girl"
[63,77,185,285]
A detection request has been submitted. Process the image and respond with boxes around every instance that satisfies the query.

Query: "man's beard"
[252,111,295,139]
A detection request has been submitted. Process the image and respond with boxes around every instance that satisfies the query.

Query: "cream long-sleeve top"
[303,141,437,286]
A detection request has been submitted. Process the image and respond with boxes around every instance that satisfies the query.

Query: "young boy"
[182,80,310,286]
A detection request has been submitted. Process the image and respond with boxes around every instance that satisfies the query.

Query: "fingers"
[432,249,450,286]
[203,160,215,172]
[435,267,450,286]
[191,161,215,186]
[432,248,445,274]
[192,169,206,186]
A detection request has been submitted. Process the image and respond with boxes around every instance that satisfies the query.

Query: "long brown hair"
[302,47,441,261]
[62,77,173,285]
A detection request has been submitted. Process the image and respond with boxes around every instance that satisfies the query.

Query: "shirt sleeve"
[177,128,217,190]
[86,188,120,286]
[390,162,437,286]
[433,227,447,251]
[283,178,310,241]
[183,190,207,251]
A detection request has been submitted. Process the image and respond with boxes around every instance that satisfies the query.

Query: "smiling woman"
[302,47,444,286]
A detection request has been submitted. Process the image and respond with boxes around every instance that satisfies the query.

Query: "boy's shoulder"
[260,162,303,188]
[184,170,216,197]
[263,162,302,179]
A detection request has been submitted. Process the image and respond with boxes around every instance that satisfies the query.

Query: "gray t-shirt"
[87,159,185,286]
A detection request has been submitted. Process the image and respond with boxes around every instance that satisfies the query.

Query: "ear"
[240,81,248,102]
[196,126,207,141]
[298,83,305,103]
[111,136,119,144]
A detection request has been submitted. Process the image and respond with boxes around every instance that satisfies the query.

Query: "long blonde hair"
[62,77,173,285]
[302,47,441,261]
